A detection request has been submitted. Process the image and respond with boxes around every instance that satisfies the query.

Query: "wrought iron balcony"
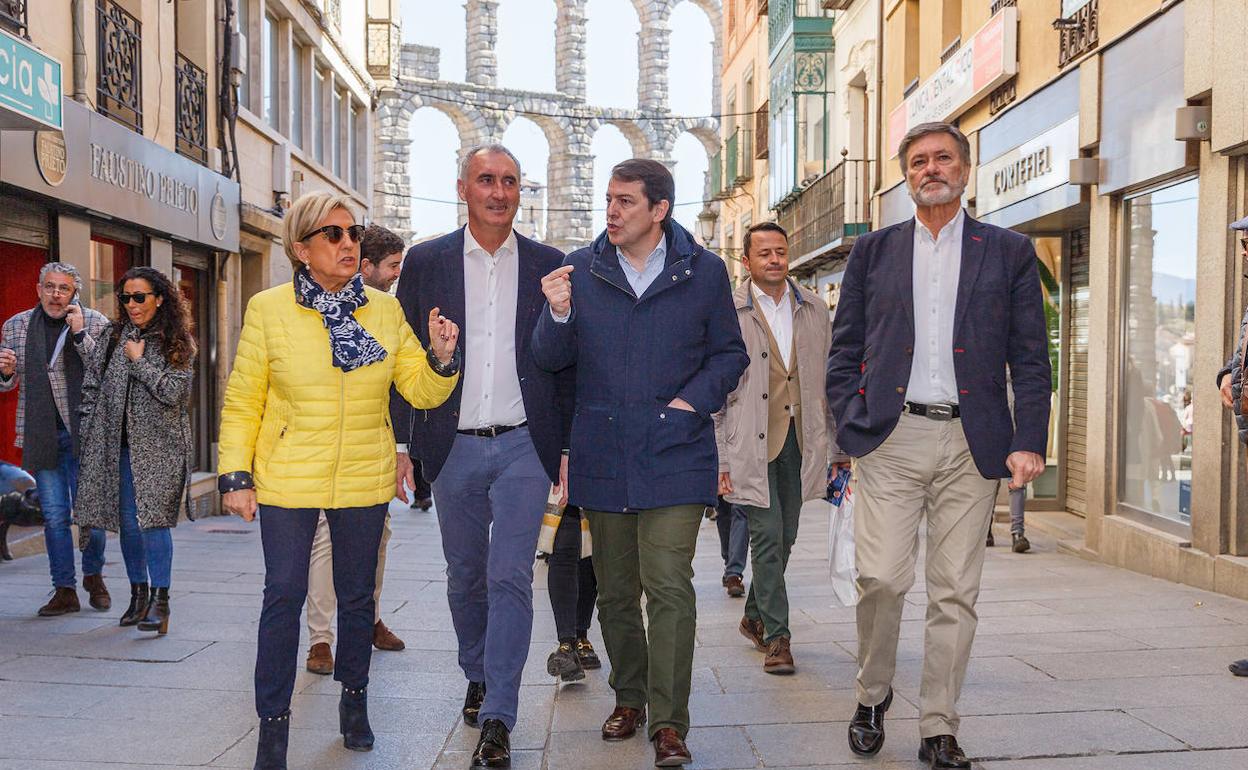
[175,53,208,165]
[96,0,142,134]
[0,0,27,38]
[755,102,769,160]
[990,0,1018,14]
[776,158,874,267]
[1058,0,1099,68]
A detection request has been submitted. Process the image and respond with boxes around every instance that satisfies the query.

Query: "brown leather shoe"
[37,586,80,617]
[738,616,765,651]
[306,642,334,675]
[601,705,646,741]
[373,620,405,651]
[722,574,745,597]
[652,727,692,767]
[83,574,110,611]
[763,636,796,675]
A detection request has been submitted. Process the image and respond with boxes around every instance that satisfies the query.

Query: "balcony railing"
[175,53,208,165]
[776,158,874,264]
[755,102,769,159]
[97,0,143,134]
[990,0,1018,14]
[0,0,27,38]
[1058,0,1098,68]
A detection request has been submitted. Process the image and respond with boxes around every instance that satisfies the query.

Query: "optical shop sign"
[887,7,1018,158]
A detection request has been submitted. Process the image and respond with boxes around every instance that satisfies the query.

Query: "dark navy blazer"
[392,227,575,484]
[825,214,1052,480]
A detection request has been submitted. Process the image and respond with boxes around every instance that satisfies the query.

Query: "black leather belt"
[457,421,527,438]
[904,402,960,420]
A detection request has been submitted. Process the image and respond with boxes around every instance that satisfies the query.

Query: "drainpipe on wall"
[71,0,88,104]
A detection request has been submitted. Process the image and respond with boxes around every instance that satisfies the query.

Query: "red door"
[0,243,48,465]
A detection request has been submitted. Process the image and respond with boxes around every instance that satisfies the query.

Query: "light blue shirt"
[617,240,667,298]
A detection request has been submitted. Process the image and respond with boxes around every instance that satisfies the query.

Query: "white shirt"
[907,209,964,404]
[460,226,527,429]
[751,280,794,370]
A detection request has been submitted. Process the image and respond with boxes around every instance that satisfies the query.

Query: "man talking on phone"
[0,263,111,616]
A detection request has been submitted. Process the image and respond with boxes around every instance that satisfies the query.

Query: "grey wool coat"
[75,323,194,531]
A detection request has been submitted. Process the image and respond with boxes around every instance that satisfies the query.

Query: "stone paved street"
[1,501,1247,769]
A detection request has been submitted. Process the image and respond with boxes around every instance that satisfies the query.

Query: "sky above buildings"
[400,0,716,240]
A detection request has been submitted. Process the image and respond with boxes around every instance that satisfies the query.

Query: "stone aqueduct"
[372,0,723,253]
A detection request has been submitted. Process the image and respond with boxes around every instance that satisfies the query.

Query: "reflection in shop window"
[88,237,134,320]
[1120,178,1198,524]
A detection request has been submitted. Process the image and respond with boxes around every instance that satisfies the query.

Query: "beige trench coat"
[714,277,836,509]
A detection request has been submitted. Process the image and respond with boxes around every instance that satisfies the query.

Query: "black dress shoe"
[919,735,971,769]
[1230,658,1248,677]
[471,719,510,768]
[847,687,892,756]
[463,681,486,727]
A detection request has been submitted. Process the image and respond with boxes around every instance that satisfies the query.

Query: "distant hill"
[1151,272,1197,306]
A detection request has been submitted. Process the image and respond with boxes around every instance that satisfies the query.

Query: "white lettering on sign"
[90,143,199,215]
[0,45,34,95]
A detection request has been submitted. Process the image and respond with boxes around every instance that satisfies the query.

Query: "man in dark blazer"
[393,144,574,770]
[826,122,1051,770]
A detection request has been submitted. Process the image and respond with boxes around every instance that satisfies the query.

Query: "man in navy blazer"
[393,144,574,770]
[826,123,1050,770]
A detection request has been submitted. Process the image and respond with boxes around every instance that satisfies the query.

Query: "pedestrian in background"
[217,191,460,769]
[713,496,749,598]
[828,122,1051,769]
[75,267,196,634]
[715,221,834,676]
[304,223,410,678]
[544,504,601,683]
[1217,214,1248,679]
[0,262,110,616]
[533,158,748,767]
[393,143,574,770]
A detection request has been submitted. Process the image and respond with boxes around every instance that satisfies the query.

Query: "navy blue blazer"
[531,221,749,513]
[393,227,575,484]
[825,214,1052,479]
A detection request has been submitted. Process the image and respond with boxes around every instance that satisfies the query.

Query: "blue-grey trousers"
[432,427,549,731]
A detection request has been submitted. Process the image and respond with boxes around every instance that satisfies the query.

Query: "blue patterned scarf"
[294,268,388,372]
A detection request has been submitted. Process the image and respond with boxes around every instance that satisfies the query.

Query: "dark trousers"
[547,506,597,642]
[413,457,432,501]
[742,424,804,642]
[714,496,749,578]
[254,503,387,718]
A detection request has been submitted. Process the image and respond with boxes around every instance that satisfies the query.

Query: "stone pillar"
[373,100,415,242]
[546,125,595,251]
[465,0,499,88]
[555,0,588,100]
[637,5,671,113]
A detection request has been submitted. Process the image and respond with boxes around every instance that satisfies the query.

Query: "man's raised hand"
[541,265,575,317]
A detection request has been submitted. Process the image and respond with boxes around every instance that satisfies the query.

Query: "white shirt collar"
[751,279,792,309]
[464,226,518,260]
[915,207,966,244]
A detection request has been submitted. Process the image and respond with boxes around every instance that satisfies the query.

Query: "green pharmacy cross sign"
[0,28,63,131]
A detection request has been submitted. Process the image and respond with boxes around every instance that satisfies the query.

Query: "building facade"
[878,0,1248,598]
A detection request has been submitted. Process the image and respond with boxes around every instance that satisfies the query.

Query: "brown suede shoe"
[373,620,405,651]
[652,727,692,767]
[305,642,334,675]
[601,705,646,741]
[83,574,110,611]
[763,636,796,675]
[722,574,745,598]
[38,586,80,617]
[738,616,765,651]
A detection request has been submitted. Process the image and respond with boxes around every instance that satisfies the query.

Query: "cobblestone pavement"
[1,500,1247,769]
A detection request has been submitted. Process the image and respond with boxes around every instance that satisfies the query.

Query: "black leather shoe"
[847,687,892,756]
[471,719,510,768]
[919,735,971,769]
[463,681,486,727]
[1230,659,1248,677]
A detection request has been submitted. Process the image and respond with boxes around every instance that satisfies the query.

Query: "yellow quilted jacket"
[217,283,457,509]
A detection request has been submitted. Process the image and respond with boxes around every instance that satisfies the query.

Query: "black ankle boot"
[137,587,169,634]
[339,686,375,751]
[119,583,149,627]
[253,711,290,770]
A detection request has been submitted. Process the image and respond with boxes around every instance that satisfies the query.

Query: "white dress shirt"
[751,280,794,369]
[460,226,527,429]
[907,209,964,404]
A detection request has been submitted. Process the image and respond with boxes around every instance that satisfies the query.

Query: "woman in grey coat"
[77,267,196,635]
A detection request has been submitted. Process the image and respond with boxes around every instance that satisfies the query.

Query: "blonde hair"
[282,191,359,271]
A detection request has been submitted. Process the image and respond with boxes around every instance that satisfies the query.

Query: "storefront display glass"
[88,237,135,319]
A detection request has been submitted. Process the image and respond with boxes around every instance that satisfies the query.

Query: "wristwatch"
[427,345,462,378]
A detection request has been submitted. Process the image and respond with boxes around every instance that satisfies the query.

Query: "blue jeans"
[254,503,387,718]
[715,496,749,579]
[116,447,173,587]
[432,427,549,732]
[36,428,105,588]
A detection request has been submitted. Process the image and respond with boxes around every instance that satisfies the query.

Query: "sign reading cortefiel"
[0,28,63,131]
[887,7,1018,158]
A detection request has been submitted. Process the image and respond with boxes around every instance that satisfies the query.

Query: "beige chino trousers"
[307,510,391,646]
[853,412,999,738]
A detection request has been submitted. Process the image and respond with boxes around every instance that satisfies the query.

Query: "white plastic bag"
[828,477,859,607]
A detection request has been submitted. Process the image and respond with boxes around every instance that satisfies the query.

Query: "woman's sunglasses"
[300,224,366,245]
[117,292,156,305]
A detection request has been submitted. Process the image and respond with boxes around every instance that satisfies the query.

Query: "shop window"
[1119,178,1198,526]
[174,261,213,472]
[88,237,135,320]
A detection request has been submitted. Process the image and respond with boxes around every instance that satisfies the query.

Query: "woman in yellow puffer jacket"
[217,192,460,770]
